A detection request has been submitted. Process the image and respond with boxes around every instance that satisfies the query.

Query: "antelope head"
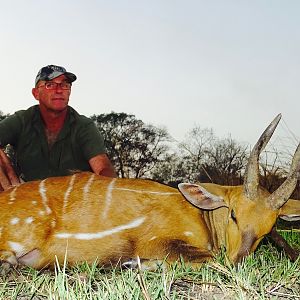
[232,114,300,263]
[179,114,300,264]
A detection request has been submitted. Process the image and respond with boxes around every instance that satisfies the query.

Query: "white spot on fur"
[55,217,145,240]
[114,187,179,195]
[32,200,37,205]
[63,174,76,215]
[102,178,116,219]
[10,217,20,225]
[51,219,56,228]
[39,179,52,215]
[39,211,45,216]
[184,231,194,237]
[25,217,34,224]
[8,241,25,257]
[149,236,157,241]
[83,174,95,201]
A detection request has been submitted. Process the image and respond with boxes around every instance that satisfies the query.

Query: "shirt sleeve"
[0,113,22,147]
[77,120,106,160]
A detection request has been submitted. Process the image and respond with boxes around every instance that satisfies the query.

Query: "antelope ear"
[178,183,228,210]
[278,199,300,221]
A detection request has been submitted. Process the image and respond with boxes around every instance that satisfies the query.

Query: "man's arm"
[0,148,21,191]
[89,154,117,177]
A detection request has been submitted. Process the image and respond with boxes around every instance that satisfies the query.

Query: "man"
[0,64,116,190]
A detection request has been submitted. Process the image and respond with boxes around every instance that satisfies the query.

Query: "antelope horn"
[243,114,282,200]
[267,143,300,209]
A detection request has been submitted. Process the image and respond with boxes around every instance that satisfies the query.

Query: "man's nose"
[55,84,63,92]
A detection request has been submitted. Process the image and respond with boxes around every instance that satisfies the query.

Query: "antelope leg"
[269,227,299,262]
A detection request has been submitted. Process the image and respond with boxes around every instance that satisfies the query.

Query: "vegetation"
[91,113,170,178]
[0,111,9,122]
[90,112,300,197]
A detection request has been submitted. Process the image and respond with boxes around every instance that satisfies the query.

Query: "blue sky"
[0,0,299,150]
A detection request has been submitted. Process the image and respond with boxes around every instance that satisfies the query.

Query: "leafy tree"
[150,152,189,187]
[91,112,170,178]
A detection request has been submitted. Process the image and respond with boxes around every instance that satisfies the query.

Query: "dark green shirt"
[0,105,105,181]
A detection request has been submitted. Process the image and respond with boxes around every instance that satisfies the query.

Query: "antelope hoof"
[122,258,139,269]
[0,250,19,275]
[0,260,16,276]
[122,258,166,271]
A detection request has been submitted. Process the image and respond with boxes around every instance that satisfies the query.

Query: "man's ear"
[32,87,39,100]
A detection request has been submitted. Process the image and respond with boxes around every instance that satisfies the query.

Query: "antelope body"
[0,114,299,269]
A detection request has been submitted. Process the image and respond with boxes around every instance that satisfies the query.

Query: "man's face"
[32,75,71,113]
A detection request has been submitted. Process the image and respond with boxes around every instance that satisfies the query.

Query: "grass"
[0,231,299,300]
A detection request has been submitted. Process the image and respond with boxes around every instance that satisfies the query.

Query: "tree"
[259,147,287,193]
[150,152,189,187]
[259,145,300,199]
[201,137,248,185]
[0,111,9,122]
[151,127,248,186]
[177,126,215,182]
[152,126,215,185]
[91,112,170,178]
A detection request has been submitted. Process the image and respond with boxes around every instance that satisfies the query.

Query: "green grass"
[0,232,299,300]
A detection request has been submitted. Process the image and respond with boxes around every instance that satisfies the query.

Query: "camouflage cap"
[35,65,77,86]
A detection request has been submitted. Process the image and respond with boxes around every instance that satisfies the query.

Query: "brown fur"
[0,172,299,269]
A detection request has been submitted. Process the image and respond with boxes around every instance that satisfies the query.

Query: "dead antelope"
[0,114,299,270]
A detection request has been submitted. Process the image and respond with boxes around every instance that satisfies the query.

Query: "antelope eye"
[231,210,237,222]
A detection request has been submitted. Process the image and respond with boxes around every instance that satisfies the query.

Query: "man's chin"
[49,106,68,113]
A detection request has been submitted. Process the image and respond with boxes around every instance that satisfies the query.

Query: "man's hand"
[0,148,20,191]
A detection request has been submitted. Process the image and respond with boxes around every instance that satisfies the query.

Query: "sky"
[0,0,299,152]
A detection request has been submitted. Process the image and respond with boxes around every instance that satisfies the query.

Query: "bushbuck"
[0,114,299,269]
